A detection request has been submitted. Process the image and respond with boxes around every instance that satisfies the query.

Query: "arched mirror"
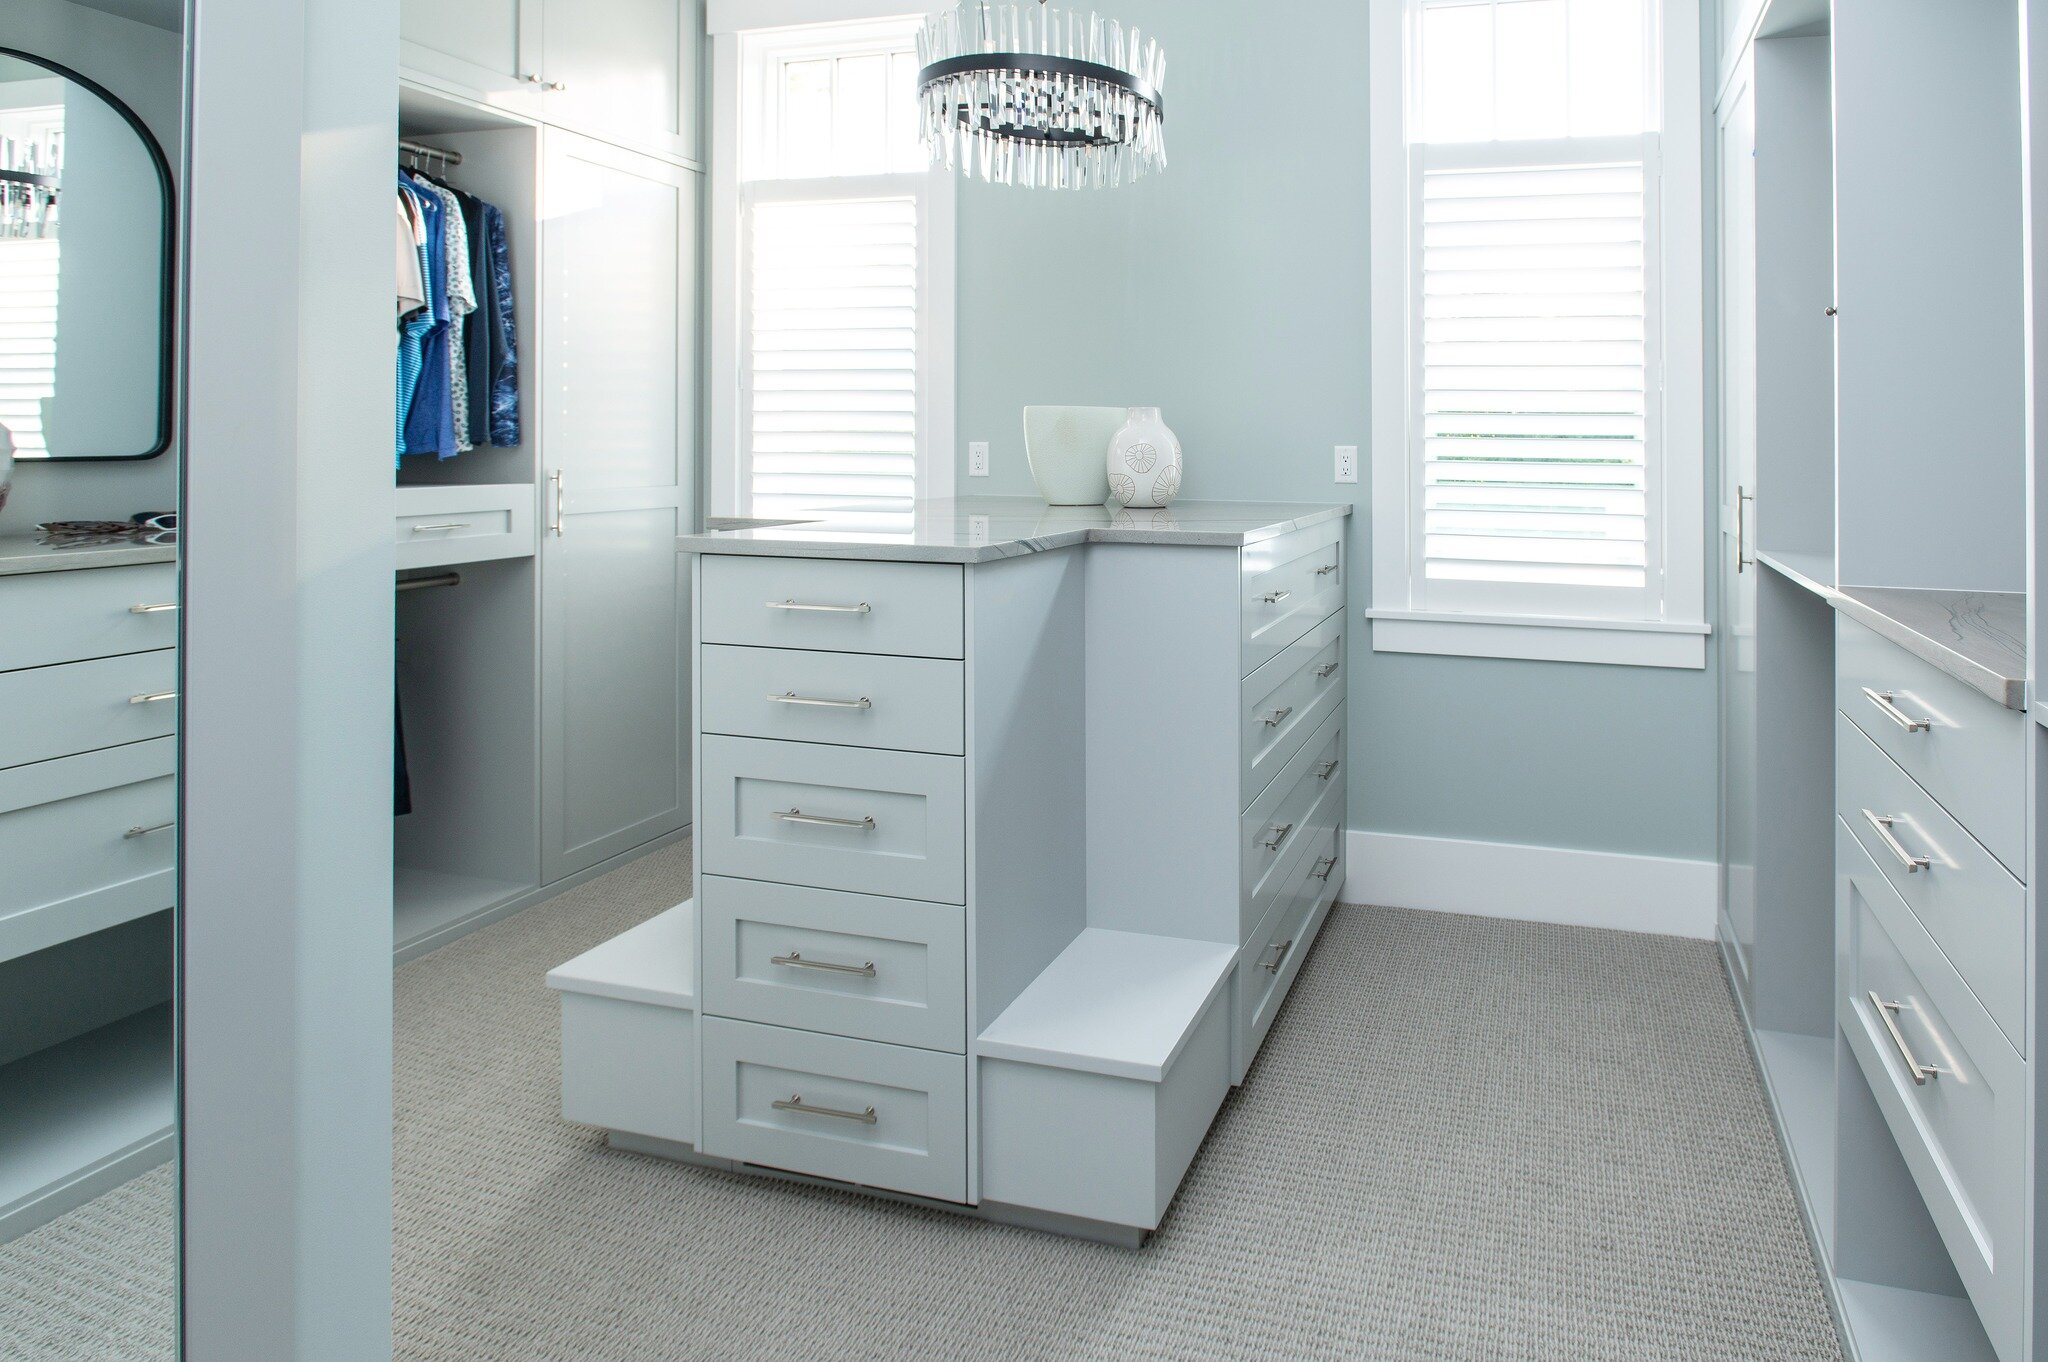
[0,48,173,465]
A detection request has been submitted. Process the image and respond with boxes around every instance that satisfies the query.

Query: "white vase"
[1022,405,1121,505]
[1106,407,1183,508]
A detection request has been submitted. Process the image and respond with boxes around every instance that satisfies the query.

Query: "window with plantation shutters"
[718,15,954,536]
[1369,0,1705,667]
[0,236,60,456]
[744,190,921,534]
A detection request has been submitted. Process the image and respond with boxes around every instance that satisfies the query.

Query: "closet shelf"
[1829,587,2025,712]
[1754,548,1835,597]
[394,867,531,962]
[0,1004,174,1240]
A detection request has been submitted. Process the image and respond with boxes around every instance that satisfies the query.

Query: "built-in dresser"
[0,535,179,1241]
[550,498,1350,1241]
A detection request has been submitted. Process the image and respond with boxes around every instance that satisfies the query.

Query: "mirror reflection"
[0,17,180,1362]
[0,49,172,467]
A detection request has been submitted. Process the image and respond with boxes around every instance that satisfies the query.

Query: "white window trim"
[707,5,956,520]
[1367,0,1708,670]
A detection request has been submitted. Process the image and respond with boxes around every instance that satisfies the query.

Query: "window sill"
[1365,610,1710,669]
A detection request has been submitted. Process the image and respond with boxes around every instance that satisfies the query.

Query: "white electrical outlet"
[1335,445,1359,483]
[969,441,991,477]
[969,514,991,543]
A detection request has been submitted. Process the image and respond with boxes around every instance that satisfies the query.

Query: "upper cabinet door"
[537,0,702,162]
[399,0,545,110]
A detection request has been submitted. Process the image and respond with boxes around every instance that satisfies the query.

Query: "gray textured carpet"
[4,838,1843,1361]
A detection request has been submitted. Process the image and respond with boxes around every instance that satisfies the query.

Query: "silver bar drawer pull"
[1316,661,1340,679]
[767,598,872,615]
[1314,562,1340,576]
[1868,993,1946,1085]
[1264,938,1296,974]
[772,1094,878,1125]
[1262,590,1291,605]
[1316,759,1340,781]
[409,522,471,533]
[772,951,877,978]
[129,691,178,705]
[1262,706,1293,727]
[768,692,873,710]
[774,808,877,832]
[124,820,175,839]
[129,602,179,615]
[1861,688,1932,733]
[1260,822,1294,851]
[1312,856,1337,882]
[1861,809,1932,873]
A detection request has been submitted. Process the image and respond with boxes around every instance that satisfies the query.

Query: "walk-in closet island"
[550,499,1350,1240]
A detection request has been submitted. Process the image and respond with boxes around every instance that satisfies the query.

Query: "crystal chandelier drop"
[916,1,1166,190]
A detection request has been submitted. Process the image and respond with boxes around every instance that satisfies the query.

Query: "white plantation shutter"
[742,184,922,535]
[0,237,60,456]
[1414,136,1658,617]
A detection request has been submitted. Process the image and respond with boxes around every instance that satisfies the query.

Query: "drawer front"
[1838,713,2025,1051]
[394,483,537,570]
[0,738,176,965]
[1240,521,1344,676]
[701,875,965,1052]
[1240,824,1340,1068]
[700,645,964,756]
[700,1016,968,1203]
[701,556,964,659]
[0,563,179,674]
[1241,706,1345,914]
[1241,613,1344,806]
[701,735,965,904]
[1839,820,2024,1361]
[1836,615,2026,875]
[0,651,177,771]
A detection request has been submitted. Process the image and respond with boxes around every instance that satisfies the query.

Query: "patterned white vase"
[1106,407,1183,508]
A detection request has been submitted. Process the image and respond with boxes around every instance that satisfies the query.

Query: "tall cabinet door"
[539,0,703,162]
[399,0,544,109]
[1716,63,1759,1001]
[539,131,699,884]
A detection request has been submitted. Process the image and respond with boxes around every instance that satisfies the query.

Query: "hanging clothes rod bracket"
[398,138,464,169]
[397,571,462,593]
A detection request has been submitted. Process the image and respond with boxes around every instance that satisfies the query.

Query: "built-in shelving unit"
[1718,1,2032,1358]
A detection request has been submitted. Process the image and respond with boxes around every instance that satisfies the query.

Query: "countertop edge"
[1829,591,2026,712]
[0,542,179,576]
[675,504,1352,563]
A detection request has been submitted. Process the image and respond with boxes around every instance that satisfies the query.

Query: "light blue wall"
[954,0,1720,860]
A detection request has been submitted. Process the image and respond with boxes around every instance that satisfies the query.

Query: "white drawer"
[1836,615,2026,875]
[1240,707,1344,933]
[700,1016,967,1203]
[700,556,964,659]
[699,645,964,755]
[1238,824,1339,1082]
[0,563,179,674]
[700,735,966,904]
[1839,819,2024,1362]
[1838,713,2025,1052]
[394,483,537,569]
[1241,612,1343,806]
[701,876,965,1052]
[0,650,177,771]
[0,738,176,966]
[1240,520,1344,677]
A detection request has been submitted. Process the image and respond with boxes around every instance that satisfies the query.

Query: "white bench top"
[545,900,696,1009]
[977,929,1236,1082]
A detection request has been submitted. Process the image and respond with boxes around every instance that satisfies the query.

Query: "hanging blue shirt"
[400,171,459,461]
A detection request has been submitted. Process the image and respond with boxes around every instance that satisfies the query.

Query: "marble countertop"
[1833,585,2026,711]
[678,498,1351,564]
[0,533,178,577]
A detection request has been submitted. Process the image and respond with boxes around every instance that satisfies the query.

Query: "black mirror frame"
[0,45,176,462]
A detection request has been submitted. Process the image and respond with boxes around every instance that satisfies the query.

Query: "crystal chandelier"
[916,1,1166,190]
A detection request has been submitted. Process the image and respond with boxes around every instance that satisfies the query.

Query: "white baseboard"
[1338,830,1719,940]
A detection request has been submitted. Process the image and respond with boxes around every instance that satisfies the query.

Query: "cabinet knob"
[1824,305,1838,317]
